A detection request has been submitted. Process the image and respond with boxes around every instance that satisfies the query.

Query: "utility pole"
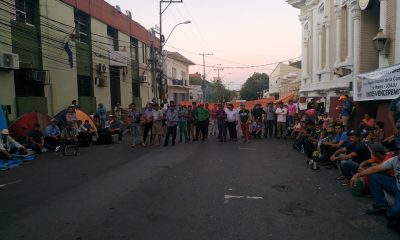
[150,28,157,99]
[213,66,224,81]
[199,53,213,102]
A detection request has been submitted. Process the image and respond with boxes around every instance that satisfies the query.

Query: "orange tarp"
[179,97,276,110]
[274,92,295,104]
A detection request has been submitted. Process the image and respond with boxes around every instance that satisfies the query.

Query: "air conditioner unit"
[0,52,19,69]
[115,5,122,13]
[125,10,132,19]
[98,63,107,73]
[26,70,50,85]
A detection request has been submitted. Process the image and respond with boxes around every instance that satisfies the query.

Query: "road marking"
[224,194,263,203]
[238,147,257,151]
[0,179,22,188]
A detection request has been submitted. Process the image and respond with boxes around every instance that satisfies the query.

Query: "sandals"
[336,176,346,181]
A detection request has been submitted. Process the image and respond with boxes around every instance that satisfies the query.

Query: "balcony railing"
[171,79,188,86]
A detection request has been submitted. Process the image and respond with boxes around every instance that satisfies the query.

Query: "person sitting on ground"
[27,123,45,153]
[77,120,91,145]
[360,113,376,130]
[0,129,27,160]
[83,119,98,139]
[350,144,400,228]
[60,122,79,153]
[44,119,60,151]
[109,115,123,143]
[330,130,371,185]
[251,118,263,139]
[321,123,350,165]
[322,113,332,130]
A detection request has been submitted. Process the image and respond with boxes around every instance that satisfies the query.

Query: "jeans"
[226,121,237,139]
[287,115,295,127]
[143,122,153,143]
[339,159,359,180]
[218,120,227,140]
[196,120,208,140]
[164,125,177,146]
[131,123,143,145]
[264,120,274,138]
[179,121,188,141]
[369,173,400,217]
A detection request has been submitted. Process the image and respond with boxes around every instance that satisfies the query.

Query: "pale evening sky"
[106,0,301,89]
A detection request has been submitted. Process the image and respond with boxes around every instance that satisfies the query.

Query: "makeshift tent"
[0,105,7,132]
[54,109,97,131]
[8,112,52,139]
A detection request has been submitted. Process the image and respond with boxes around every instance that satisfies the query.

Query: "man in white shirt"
[225,103,239,141]
[275,101,287,139]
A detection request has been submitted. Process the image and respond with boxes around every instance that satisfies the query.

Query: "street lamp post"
[158,0,184,103]
[164,21,191,45]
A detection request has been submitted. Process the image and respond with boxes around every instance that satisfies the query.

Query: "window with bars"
[74,11,90,44]
[15,0,35,25]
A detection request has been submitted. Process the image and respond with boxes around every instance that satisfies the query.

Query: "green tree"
[289,60,301,69]
[206,80,234,102]
[239,72,269,100]
[189,74,204,85]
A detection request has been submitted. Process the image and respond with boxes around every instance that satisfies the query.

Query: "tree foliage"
[189,74,204,85]
[206,80,234,103]
[239,72,269,100]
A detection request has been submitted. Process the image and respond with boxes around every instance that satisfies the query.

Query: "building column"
[379,0,389,67]
[334,4,341,66]
[318,24,323,71]
[312,8,319,84]
[300,15,308,86]
[396,0,400,63]
[345,3,353,65]
[352,7,361,75]
[324,21,331,72]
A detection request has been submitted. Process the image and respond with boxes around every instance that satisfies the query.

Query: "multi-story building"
[0,0,159,121]
[287,0,400,119]
[164,51,194,104]
[265,63,301,100]
[189,85,204,103]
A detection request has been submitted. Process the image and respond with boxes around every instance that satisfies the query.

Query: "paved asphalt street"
[0,137,399,240]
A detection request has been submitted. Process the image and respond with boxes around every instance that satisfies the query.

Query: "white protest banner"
[354,64,400,101]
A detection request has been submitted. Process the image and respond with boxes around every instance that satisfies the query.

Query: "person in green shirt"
[194,103,210,141]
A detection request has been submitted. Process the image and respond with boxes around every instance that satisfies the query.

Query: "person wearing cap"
[330,129,371,185]
[44,119,61,151]
[194,103,210,141]
[275,101,287,139]
[350,145,400,228]
[27,123,45,153]
[0,129,26,159]
[238,103,252,143]
[225,103,238,141]
[338,95,351,131]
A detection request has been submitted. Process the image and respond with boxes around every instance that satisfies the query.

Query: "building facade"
[265,63,301,100]
[189,85,204,103]
[0,0,159,121]
[287,0,400,114]
[164,51,194,104]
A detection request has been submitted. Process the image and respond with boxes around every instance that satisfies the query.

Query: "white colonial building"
[265,63,301,100]
[164,51,195,104]
[287,0,400,112]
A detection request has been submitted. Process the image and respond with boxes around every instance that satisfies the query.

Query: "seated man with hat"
[330,129,371,185]
[0,129,27,159]
[44,119,61,151]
